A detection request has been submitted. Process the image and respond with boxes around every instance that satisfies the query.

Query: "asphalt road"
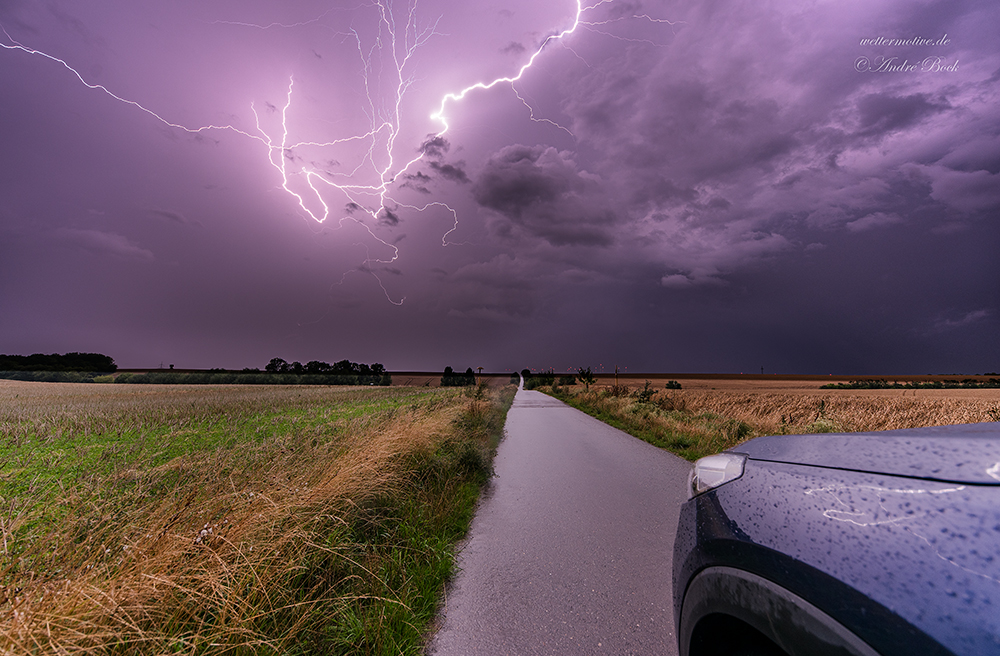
[427,389,693,655]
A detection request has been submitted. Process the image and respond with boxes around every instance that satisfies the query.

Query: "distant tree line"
[256,358,391,385]
[441,366,476,387]
[0,352,116,372]
[0,355,391,386]
[513,367,681,393]
[266,357,386,377]
[519,368,576,390]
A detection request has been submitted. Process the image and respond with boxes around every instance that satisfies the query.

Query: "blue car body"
[673,422,1000,656]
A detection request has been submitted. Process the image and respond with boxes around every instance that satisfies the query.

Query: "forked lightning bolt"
[2,1,671,304]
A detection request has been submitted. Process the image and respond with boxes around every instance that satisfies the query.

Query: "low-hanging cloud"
[473,144,616,247]
[417,135,469,185]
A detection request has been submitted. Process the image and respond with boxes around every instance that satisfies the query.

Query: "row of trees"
[517,367,597,390]
[265,358,386,376]
[263,358,391,385]
[441,366,477,387]
[0,352,116,372]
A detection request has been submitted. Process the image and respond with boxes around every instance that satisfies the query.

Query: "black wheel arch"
[678,566,880,656]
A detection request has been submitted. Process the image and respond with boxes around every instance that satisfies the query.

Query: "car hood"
[733,422,1000,485]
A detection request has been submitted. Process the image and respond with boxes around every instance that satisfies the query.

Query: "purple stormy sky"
[0,0,997,374]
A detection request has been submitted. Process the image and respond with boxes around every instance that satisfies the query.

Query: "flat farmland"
[548,374,1000,461]
[0,379,515,654]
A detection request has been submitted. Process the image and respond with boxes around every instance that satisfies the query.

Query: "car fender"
[679,566,880,656]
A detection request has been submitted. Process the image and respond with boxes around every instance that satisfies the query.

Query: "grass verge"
[0,381,514,654]
[546,386,749,461]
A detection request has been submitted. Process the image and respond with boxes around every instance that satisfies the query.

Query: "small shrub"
[805,417,842,433]
[633,381,656,403]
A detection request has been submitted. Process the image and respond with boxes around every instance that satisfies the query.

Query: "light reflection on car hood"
[734,422,1000,485]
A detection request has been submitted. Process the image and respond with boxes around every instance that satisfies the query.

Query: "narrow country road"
[427,388,693,655]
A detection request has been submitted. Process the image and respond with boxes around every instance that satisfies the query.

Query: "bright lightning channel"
[1,1,665,304]
[429,0,588,135]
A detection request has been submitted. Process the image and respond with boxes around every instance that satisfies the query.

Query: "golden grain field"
[554,376,1000,461]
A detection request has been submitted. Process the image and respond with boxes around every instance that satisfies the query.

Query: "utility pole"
[477,366,484,386]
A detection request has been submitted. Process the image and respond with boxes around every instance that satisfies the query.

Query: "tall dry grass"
[552,383,1000,461]
[0,382,514,654]
[679,390,1000,435]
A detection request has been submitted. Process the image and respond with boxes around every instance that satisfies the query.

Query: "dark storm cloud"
[406,171,432,183]
[473,144,616,247]
[575,74,798,180]
[419,135,449,159]
[413,0,995,373]
[428,161,469,183]
[540,0,1000,291]
[400,171,432,193]
[474,145,569,215]
[379,207,400,226]
[417,135,469,184]
[855,92,949,137]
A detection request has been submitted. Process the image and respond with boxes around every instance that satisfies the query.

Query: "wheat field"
[554,377,1000,460]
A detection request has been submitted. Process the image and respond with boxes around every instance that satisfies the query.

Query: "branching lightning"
[429,0,587,135]
[2,0,672,304]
